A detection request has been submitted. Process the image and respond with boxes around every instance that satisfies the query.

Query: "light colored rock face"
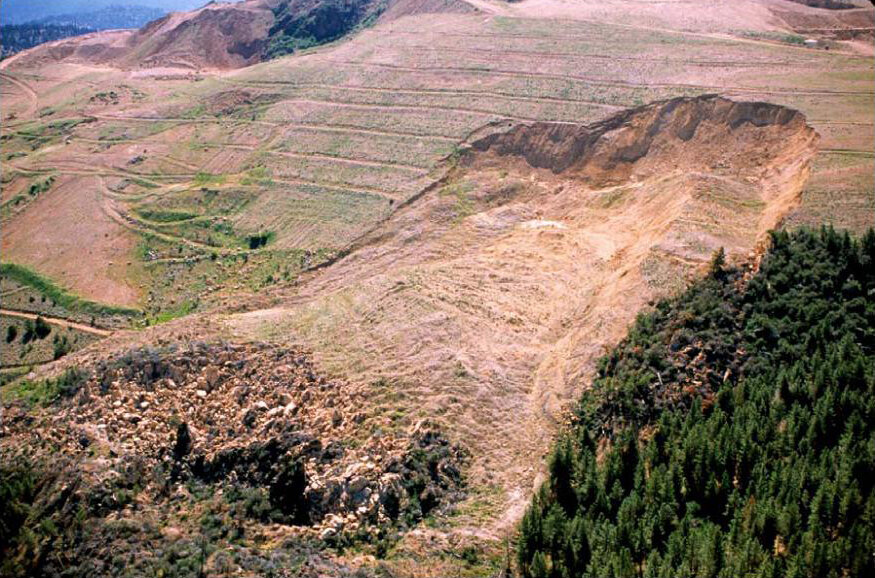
[227,95,819,536]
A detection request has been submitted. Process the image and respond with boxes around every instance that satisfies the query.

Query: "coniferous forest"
[518,227,875,578]
[0,24,94,59]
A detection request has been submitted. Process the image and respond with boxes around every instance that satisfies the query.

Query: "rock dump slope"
[1,342,465,576]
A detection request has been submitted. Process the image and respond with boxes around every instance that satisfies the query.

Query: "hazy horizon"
[0,0,245,24]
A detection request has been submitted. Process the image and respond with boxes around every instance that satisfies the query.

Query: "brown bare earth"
[1,0,873,574]
[226,94,818,547]
[1,2,273,72]
[1,175,141,307]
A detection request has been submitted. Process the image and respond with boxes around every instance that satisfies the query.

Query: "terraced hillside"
[2,1,872,320]
[1,0,873,575]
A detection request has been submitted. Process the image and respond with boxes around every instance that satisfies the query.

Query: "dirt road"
[0,308,113,336]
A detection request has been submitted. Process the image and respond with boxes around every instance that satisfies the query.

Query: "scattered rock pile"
[1,341,466,576]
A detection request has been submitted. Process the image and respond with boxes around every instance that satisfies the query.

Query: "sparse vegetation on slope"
[519,227,875,578]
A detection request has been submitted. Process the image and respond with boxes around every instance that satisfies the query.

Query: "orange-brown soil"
[224,95,818,548]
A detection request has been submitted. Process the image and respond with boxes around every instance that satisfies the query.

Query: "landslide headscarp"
[466,94,814,187]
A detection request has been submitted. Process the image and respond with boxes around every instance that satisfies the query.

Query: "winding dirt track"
[0,309,113,336]
[0,72,38,119]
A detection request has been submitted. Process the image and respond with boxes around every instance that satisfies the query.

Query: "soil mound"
[2,1,274,70]
[120,1,275,69]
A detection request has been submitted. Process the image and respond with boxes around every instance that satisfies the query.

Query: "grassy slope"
[0,263,140,319]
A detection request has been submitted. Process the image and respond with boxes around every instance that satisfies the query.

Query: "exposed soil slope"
[3,1,276,70]
[226,95,818,557]
[122,1,276,69]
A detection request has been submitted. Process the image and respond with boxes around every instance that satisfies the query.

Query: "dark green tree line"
[519,227,875,578]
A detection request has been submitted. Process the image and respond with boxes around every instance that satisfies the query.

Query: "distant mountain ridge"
[31,6,168,30]
[0,5,169,60]
[0,1,224,25]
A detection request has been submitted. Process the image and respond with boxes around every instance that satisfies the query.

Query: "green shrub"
[1,367,88,407]
[34,316,51,340]
[247,232,274,250]
[0,461,37,572]
[52,335,71,360]
[27,176,55,197]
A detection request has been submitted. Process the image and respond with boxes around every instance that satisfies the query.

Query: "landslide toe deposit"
[229,95,819,540]
[0,342,466,577]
